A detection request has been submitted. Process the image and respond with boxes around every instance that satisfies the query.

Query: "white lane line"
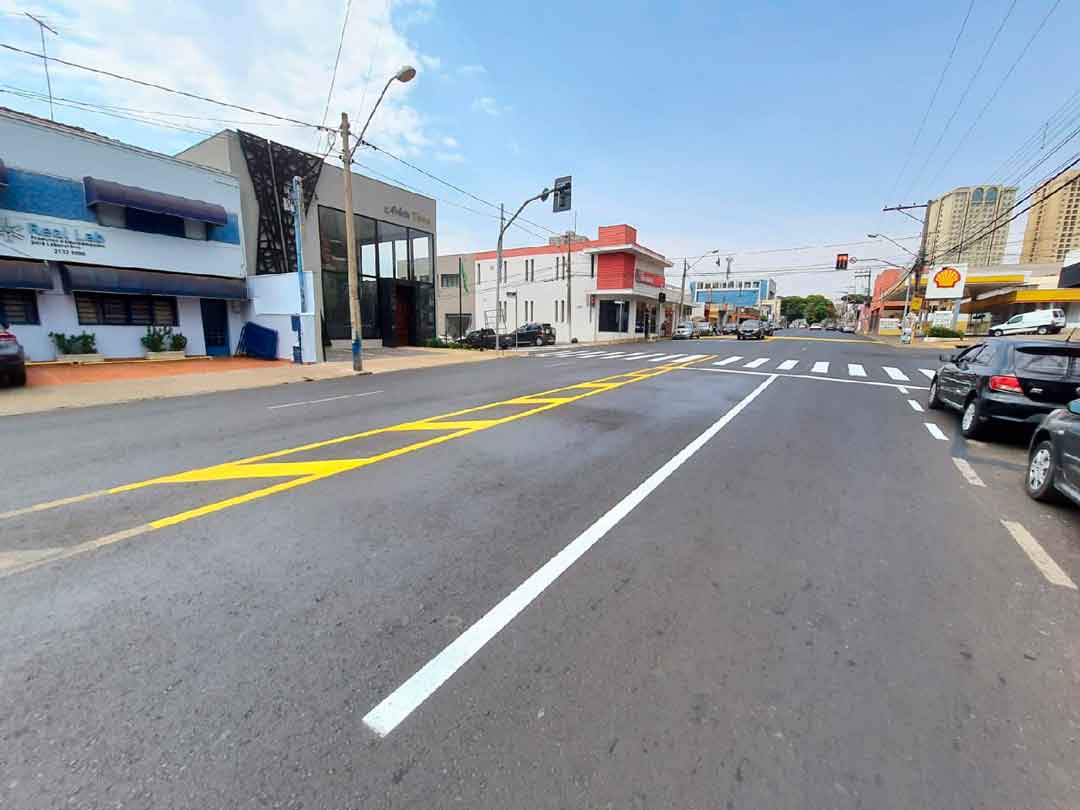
[743,358,770,368]
[952,457,985,487]
[362,375,780,736]
[883,366,910,382]
[544,361,575,368]
[267,390,383,410]
[681,366,929,390]
[919,369,936,380]
[811,361,829,374]
[715,356,743,366]
[1000,520,1077,590]
[847,363,866,377]
[777,360,798,371]
[648,353,686,363]
[924,422,948,441]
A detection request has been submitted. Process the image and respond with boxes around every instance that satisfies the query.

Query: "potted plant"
[49,331,103,363]
[142,326,187,361]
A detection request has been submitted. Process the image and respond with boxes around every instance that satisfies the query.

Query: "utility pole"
[495,203,504,348]
[565,229,573,343]
[883,201,931,344]
[25,13,57,121]
[288,176,306,363]
[339,112,367,371]
[677,258,689,331]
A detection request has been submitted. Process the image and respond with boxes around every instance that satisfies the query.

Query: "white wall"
[246,272,317,362]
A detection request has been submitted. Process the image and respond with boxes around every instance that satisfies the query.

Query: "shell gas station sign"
[925,263,968,300]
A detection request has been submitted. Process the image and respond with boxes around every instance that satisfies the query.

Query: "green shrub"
[926,326,965,338]
[49,331,97,354]
[168,332,188,351]
[140,325,173,352]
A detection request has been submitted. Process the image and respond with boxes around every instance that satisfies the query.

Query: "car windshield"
[741,320,760,327]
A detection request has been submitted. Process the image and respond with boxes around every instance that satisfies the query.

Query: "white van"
[988,308,1066,337]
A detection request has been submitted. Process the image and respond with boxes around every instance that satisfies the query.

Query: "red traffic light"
[835,253,849,270]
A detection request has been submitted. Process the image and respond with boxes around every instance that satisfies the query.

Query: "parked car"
[989,308,1066,337]
[808,322,824,330]
[842,324,856,333]
[927,339,1080,438]
[513,322,556,346]
[463,328,512,349]
[722,322,738,335]
[737,319,766,340]
[1025,392,1080,506]
[692,321,712,338]
[0,326,27,387]
[762,321,775,336]
[672,322,696,340]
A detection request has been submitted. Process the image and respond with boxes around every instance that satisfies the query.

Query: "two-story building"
[689,276,776,326]
[0,107,247,362]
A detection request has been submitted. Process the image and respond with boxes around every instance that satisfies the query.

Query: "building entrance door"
[394,285,413,345]
[200,299,230,356]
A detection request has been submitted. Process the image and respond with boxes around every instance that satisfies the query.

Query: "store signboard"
[879,317,901,336]
[925,264,968,300]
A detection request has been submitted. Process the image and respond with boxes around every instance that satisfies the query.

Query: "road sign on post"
[553,176,572,213]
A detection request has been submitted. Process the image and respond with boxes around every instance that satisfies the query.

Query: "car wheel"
[989,329,1002,337]
[535,337,543,346]
[1026,440,1062,502]
[960,396,983,439]
[926,377,944,410]
[1036,326,1049,335]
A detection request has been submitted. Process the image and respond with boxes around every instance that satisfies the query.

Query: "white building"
[0,107,247,361]
[471,224,678,343]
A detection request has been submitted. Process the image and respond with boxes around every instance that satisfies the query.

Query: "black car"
[513,322,556,346]
[1026,394,1080,506]
[0,326,27,386]
[736,319,766,340]
[462,328,512,349]
[927,339,1080,438]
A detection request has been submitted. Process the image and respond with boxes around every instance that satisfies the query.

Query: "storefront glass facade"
[318,206,434,341]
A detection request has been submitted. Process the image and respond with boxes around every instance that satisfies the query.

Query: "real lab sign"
[925,263,968,300]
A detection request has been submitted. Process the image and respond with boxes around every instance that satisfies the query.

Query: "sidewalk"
[2,348,506,416]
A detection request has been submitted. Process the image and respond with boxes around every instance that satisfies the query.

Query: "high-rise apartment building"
[924,185,1016,265]
[1020,169,1080,264]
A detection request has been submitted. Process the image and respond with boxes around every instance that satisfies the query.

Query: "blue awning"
[83,176,227,226]
[0,258,52,290]
[60,263,247,300]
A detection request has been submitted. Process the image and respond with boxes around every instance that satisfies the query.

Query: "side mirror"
[1069,400,1080,416]
[939,353,954,363]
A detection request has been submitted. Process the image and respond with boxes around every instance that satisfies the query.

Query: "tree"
[781,296,806,321]
[803,294,836,324]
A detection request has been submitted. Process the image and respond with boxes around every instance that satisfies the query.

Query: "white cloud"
[458,64,486,77]
[440,135,459,148]
[471,96,502,117]
[0,0,440,159]
[435,151,464,163]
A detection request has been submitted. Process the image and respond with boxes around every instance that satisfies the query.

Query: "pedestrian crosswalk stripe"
[777,360,798,370]
[578,351,609,358]
[649,353,686,362]
[811,361,829,374]
[848,363,866,377]
[597,352,626,358]
[883,366,909,381]
[715,356,742,366]
[620,352,652,359]
[679,354,708,363]
[919,369,936,380]
[744,358,770,368]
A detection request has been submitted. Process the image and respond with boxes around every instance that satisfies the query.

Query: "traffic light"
[835,253,849,270]
[658,292,666,303]
[553,176,572,213]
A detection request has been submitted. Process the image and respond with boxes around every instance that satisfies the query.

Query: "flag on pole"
[459,256,469,292]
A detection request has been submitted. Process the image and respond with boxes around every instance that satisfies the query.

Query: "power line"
[904,0,1019,198]
[317,0,354,150]
[0,42,327,130]
[886,0,976,200]
[989,84,1080,184]
[927,0,1064,190]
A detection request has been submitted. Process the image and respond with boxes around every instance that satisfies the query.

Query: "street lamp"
[677,249,719,332]
[340,65,417,371]
[867,233,918,259]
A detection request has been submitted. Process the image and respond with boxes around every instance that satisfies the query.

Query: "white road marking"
[847,363,866,377]
[681,366,929,390]
[678,354,709,363]
[648,353,686,363]
[908,399,924,413]
[919,369,936,380]
[578,351,610,358]
[811,361,829,374]
[924,422,948,441]
[883,366,910,382]
[597,352,627,358]
[952,457,985,487]
[743,358,770,368]
[777,360,798,371]
[715,356,743,366]
[620,353,653,359]
[543,361,575,368]
[267,390,383,410]
[897,386,909,394]
[361,374,781,736]
[1000,520,1077,590]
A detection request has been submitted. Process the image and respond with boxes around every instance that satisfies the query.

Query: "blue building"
[690,277,776,309]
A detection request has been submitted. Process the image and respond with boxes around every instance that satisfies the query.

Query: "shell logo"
[933,266,962,289]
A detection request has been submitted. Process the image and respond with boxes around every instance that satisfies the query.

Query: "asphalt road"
[2,333,1078,809]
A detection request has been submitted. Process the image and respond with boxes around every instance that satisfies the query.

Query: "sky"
[1,0,1078,298]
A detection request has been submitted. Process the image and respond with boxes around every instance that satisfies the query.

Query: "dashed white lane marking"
[908,399,924,413]
[883,366,910,382]
[847,363,866,377]
[777,360,798,370]
[543,361,575,368]
[919,369,936,380]
[715,356,743,366]
[952,457,985,487]
[362,374,781,737]
[267,390,383,410]
[648,353,686,363]
[924,422,948,441]
[1000,520,1077,590]
[811,361,829,374]
[744,358,770,368]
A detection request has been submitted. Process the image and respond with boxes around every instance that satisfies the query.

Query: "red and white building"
[472,224,681,343]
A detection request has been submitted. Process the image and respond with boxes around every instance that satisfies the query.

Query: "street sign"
[848,256,857,264]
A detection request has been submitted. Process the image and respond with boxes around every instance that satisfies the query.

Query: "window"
[74,293,178,326]
[440,273,459,288]
[590,255,596,278]
[409,229,433,283]
[984,188,998,204]
[1014,349,1073,377]
[378,221,409,279]
[971,188,984,204]
[0,289,39,325]
[598,301,629,332]
[126,207,186,238]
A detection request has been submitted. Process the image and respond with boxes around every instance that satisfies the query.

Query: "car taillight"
[0,332,16,344]
[989,375,1023,394]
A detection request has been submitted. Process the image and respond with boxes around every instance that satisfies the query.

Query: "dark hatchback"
[0,327,27,387]
[927,339,1080,438]
[513,322,556,346]
[736,319,766,340]
[1026,394,1080,506]
[462,328,512,349]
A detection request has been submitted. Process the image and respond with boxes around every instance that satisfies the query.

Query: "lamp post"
[676,249,720,333]
[494,187,553,353]
[340,65,416,371]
